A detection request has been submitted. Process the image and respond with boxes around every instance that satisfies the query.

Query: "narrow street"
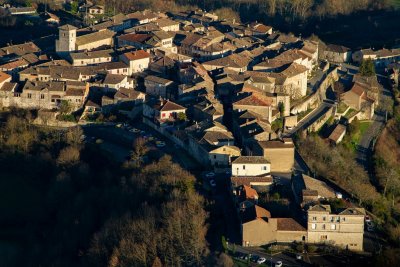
[355,75,392,173]
[283,101,334,138]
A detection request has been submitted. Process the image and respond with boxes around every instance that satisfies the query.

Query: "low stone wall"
[307,106,334,132]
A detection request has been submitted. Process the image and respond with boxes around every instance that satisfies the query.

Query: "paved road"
[355,75,391,171]
[284,101,334,137]
[231,244,311,267]
[355,114,385,168]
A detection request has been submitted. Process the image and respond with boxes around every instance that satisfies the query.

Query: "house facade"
[307,205,365,251]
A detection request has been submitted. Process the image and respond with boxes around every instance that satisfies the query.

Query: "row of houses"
[234,169,365,251]
[322,43,400,67]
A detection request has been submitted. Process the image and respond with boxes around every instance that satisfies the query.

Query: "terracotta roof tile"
[123,50,151,61]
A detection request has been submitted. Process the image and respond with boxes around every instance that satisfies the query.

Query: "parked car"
[205,172,215,178]
[367,225,374,232]
[365,215,371,223]
[250,255,259,262]
[296,254,303,260]
[257,257,266,264]
[275,261,283,267]
[209,179,216,187]
[156,141,166,148]
[116,123,123,128]
[234,252,244,259]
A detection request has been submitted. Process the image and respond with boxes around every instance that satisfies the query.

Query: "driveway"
[231,244,312,267]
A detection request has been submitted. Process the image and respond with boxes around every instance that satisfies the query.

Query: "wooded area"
[0,109,210,267]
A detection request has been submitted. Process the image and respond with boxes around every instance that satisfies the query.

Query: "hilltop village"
[1,2,400,263]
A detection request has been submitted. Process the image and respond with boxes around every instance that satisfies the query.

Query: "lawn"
[351,121,372,144]
[342,121,372,152]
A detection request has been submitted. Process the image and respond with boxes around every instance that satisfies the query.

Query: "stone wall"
[307,106,334,132]
[291,67,339,114]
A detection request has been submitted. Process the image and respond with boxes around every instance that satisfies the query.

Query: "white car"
[257,257,266,264]
[275,261,283,267]
[209,179,217,187]
[205,172,215,178]
[156,141,166,148]
[130,128,140,133]
[296,254,302,260]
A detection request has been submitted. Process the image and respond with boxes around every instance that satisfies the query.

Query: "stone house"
[231,110,277,147]
[102,74,134,91]
[232,92,273,122]
[102,88,146,112]
[190,97,224,123]
[231,156,271,177]
[122,10,159,29]
[209,145,241,168]
[307,205,365,251]
[143,98,186,123]
[328,124,347,145]
[240,204,306,247]
[184,121,235,167]
[56,25,115,54]
[69,49,115,66]
[0,58,30,78]
[154,18,180,32]
[202,53,252,73]
[352,48,400,67]
[340,82,375,120]
[119,50,151,75]
[323,44,351,63]
[144,75,175,99]
[18,81,67,109]
[75,30,115,51]
[249,22,273,36]
[248,138,295,173]
[118,31,174,51]
[64,81,90,110]
[272,63,308,99]
[0,71,12,88]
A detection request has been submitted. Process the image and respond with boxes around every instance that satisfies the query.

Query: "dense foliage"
[359,59,376,77]
[0,110,209,266]
[298,135,379,206]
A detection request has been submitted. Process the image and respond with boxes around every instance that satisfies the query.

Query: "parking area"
[81,120,199,170]
[230,246,312,267]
